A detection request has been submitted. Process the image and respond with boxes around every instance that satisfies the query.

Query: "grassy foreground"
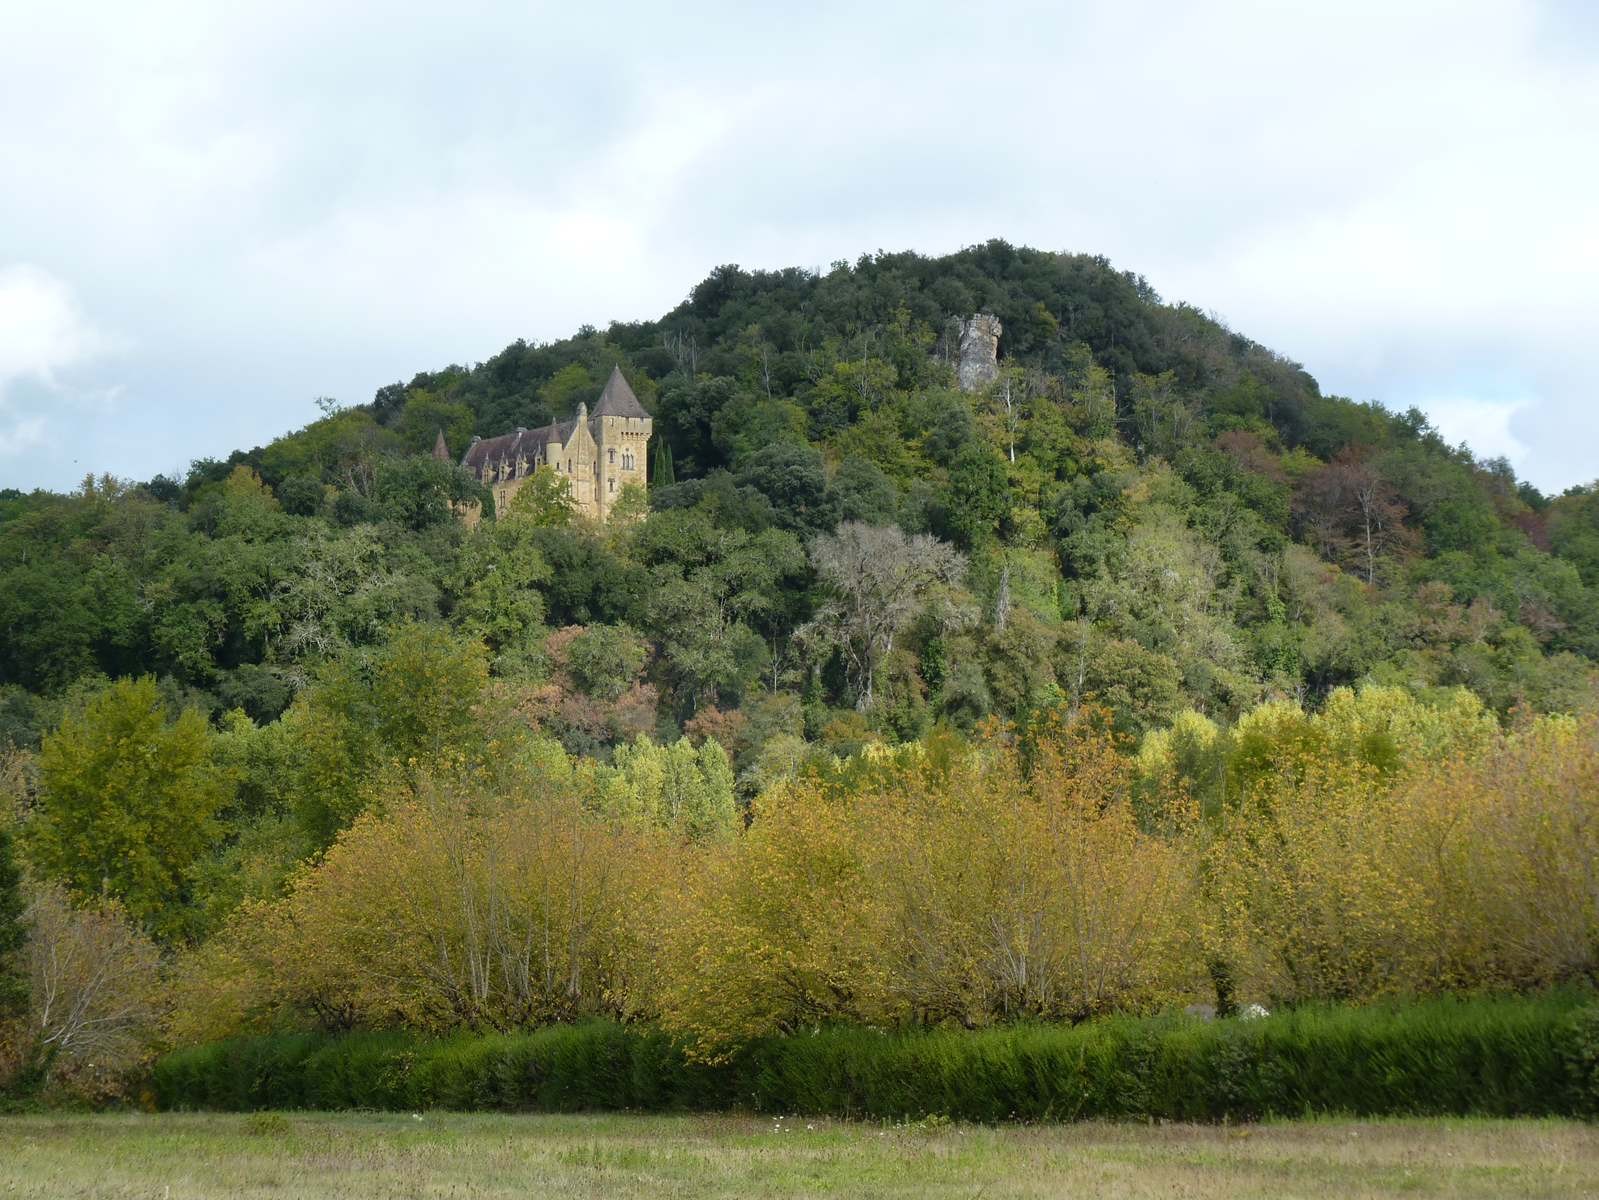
[1,1112,1597,1199]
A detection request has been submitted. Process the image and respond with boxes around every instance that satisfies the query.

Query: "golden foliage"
[1204,713,1599,1003]
[162,693,1599,1058]
[654,713,1200,1057]
[179,766,676,1036]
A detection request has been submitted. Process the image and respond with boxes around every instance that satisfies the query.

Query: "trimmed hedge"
[151,993,1599,1121]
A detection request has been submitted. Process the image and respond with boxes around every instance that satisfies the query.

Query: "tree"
[830,456,897,525]
[502,468,576,527]
[0,824,25,1022]
[449,519,552,658]
[735,442,837,534]
[1295,450,1416,586]
[291,622,490,844]
[653,439,676,488]
[657,376,735,475]
[372,457,483,532]
[805,522,967,709]
[17,885,160,1090]
[392,388,474,459]
[942,444,1010,547]
[28,678,225,939]
[566,624,648,701]
[609,735,738,841]
[638,510,807,710]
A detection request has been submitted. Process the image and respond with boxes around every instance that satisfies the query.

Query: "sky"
[1,0,1596,495]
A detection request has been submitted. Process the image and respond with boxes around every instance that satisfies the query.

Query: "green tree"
[653,439,676,487]
[502,468,577,527]
[449,519,552,659]
[637,511,807,710]
[28,678,225,938]
[609,735,737,840]
[567,624,648,701]
[392,388,475,459]
[372,457,483,531]
[942,444,1010,548]
[292,622,490,844]
[0,823,26,1021]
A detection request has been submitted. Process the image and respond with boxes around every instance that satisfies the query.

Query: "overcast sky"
[2,0,1595,494]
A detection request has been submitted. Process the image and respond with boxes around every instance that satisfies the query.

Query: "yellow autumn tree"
[173,759,675,1036]
[654,713,1200,1058]
[1203,712,1599,1004]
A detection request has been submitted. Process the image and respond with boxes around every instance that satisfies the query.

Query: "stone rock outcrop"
[956,313,1002,392]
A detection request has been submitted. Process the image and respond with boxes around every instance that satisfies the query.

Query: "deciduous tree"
[29,678,225,939]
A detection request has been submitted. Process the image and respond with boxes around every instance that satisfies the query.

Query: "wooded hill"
[3,240,1596,754]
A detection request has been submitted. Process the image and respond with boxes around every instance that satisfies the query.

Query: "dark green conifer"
[653,439,676,487]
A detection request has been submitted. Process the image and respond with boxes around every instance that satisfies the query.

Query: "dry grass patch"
[1,1112,1596,1199]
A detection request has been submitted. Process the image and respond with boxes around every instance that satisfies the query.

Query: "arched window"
[608,448,616,464]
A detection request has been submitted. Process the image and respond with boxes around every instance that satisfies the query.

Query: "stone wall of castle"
[465,400,651,524]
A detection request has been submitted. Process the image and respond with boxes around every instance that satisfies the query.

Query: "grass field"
[1,1113,1596,1198]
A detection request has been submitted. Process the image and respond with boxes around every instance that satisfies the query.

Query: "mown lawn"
[0,1112,1595,1199]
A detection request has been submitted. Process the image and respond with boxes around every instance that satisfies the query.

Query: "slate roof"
[461,366,648,479]
[592,365,650,420]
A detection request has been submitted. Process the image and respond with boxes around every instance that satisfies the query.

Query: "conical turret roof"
[592,364,650,419]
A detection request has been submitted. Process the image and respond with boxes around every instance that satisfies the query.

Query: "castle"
[458,365,652,521]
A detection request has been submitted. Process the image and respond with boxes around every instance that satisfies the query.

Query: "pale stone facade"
[461,365,652,522]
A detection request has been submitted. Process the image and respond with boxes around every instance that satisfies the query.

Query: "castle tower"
[591,364,652,517]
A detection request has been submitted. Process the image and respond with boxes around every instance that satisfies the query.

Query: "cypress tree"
[653,439,676,488]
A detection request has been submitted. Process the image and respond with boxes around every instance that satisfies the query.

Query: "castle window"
[608,448,616,464]
[608,478,615,493]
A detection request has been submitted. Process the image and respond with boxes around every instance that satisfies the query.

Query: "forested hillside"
[3,242,1599,1093]
[4,241,1595,746]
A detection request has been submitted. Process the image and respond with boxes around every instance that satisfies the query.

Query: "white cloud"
[0,265,116,396]
[0,414,47,458]
[0,264,125,468]
[1424,397,1533,465]
[0,0,1594,491]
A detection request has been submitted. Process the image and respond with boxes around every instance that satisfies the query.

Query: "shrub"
[655,713,1200,1057]
[151,993,1599,1121]
[10,884,161,1099]
[1205,714,1599,1004]
[174,769,675,1037]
